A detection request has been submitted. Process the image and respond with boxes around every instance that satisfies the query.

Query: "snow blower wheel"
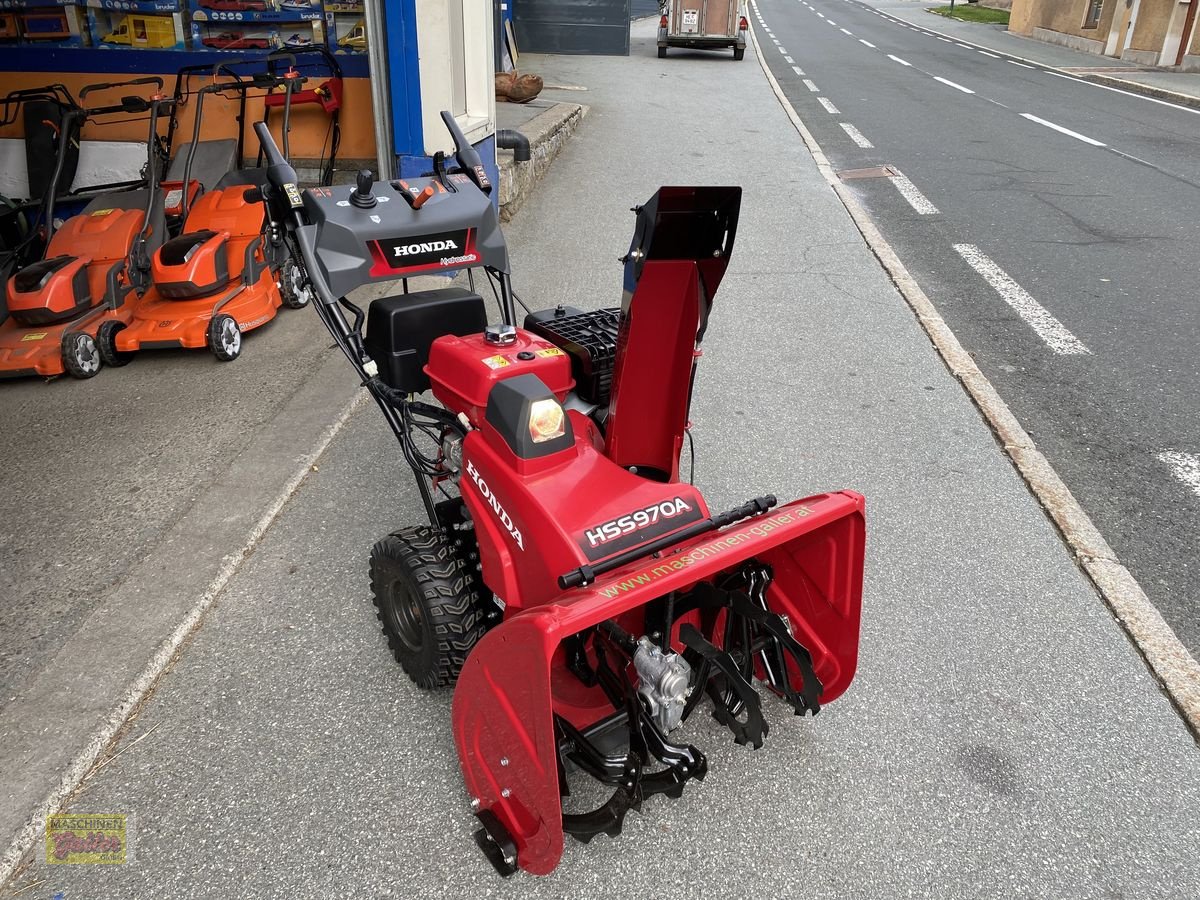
[207,314,241,361]
[369,526,487,689]
[61,331,101,379]
[96,320,134,367]
[280,258,312,309]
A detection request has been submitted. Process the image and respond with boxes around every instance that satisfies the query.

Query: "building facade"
[1010,0,1200,69]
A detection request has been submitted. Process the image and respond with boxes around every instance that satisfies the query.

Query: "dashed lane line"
[803,78,820,92]
[934,76,976,94]
[952,243,1091,355]
[839,122,874,148]
[818,96,840,114]
[1020,113,1106,146]
[888,54,912,66]
[891,173,940,215]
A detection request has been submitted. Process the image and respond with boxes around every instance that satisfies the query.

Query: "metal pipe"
[363,0,395,180]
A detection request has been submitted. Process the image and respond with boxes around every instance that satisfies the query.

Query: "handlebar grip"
[80,76,164,99]
[254,121,288,168]
[439,110,492,195]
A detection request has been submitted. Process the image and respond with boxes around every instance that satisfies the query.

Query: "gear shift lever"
[350,169,377,209]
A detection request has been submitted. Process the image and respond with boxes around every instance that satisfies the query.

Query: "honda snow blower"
[252,114,865,877]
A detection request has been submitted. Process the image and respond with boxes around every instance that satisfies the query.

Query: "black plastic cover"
[484,373,575,459]
[363,287,487,394]
[524,306,621,406]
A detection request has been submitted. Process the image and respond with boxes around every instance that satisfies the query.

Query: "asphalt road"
[752,0,1200,655]
[9,19,1199,899]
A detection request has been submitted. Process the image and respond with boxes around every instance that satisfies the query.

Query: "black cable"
[685,427,695,485]
[485,268,532,317]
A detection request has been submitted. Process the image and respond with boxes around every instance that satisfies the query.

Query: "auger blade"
[678,622,768,748]
[453,493,865,875]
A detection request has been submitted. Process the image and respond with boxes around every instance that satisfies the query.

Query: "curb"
[497,100,589,222]
[746,14,1200,739]
[0,369,369,889]
[869,2,1200,112]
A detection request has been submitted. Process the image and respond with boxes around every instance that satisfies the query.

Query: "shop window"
[1083,0,1105,29]
[417,0,494,151]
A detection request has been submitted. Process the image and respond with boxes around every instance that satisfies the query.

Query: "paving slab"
[5,18,1198,900]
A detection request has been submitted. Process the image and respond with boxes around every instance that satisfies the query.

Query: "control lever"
[439,110,492,195]
[350,168,377,209]
[392,179,436,210]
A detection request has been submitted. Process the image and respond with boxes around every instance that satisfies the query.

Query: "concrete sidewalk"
[872,0,1200,105]
[5,17,1198,899]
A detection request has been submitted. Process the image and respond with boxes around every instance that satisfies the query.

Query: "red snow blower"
[252,114,865,876]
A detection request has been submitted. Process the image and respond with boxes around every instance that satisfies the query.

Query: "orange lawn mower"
[0,79,173,379]
[106,60,310,364]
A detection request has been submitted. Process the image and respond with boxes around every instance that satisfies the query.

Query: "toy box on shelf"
[322,0,360,11]
[189,13,321,51]
[0,0,91,48]
[87,0,187,49]
[189,0,321,24]
[326,12,362,54]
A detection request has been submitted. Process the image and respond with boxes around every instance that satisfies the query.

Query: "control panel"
[301,170,510,299]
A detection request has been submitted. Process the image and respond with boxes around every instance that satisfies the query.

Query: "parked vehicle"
[658,0,748,59]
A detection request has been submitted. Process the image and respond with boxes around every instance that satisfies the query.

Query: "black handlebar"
[439,110,492,196]
[80,77,164,100]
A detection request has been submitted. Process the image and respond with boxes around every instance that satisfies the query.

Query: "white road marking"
[1008,60,1036,69]
[840,122,874,148]
[818,96,840,113]
[956,43,972,49]
[828,19,837,25]
[1020,113,1106,146]
[784,55,795,63]
[978,50,1000,58]
[938,36,952,42]
[817,11,825,16]
[888,54,912,66]
[778,46,788,53]
[952,244,1091,355]
[840,27,853,34]
[891,173,940,215]
[1046,70,1200,116]
[1157,451,1200,499]
[934,76,976,94]
[791,64,805,75]
[860,39,876,47]
[772,38,781,45]
[802,78,820,92]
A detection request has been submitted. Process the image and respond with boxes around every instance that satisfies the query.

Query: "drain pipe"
[496,129,531,163]
[363,0,395,179]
